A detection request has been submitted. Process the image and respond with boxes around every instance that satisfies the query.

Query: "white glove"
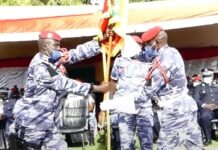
[100,94,138,114]
[100,100,116,111]
[115,94,138,114]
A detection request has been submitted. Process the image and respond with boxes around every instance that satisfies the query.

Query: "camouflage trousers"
[157,110,204,150]
[16,126,67,150]
[110,112,119,126]
[88,112,96,130]
[118,107,153,150]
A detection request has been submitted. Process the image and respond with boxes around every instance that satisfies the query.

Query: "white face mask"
[203,77,213,84]
[193,81,201,87]
[121,35,141,58]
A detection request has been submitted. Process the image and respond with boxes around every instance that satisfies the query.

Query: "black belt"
[15,124,43,150]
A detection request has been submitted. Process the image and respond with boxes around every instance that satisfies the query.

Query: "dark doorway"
[67,65,95,83]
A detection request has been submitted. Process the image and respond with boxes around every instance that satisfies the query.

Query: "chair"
[211,119,218,140]
[60,94,89,150]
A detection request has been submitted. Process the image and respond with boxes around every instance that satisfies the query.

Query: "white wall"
[185,56,218,77]
[0,56,217,89]
[0,67,27,89]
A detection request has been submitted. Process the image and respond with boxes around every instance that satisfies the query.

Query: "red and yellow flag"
[98,1,128,150]
[99,0,128,57]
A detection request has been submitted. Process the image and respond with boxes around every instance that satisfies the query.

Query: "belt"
[158,93,190,108]
[15,124,43,150]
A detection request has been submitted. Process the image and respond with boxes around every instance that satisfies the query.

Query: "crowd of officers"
[189,68,218,146]
[0,85,23,149]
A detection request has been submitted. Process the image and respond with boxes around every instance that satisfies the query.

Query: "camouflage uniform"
[111,55,153,150]
[11,40,101,150]
[87,95,96,131]
[110,110,119,126]
[136,46,203,150]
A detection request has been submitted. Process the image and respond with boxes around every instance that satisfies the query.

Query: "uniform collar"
[39,53,49,64]
[157,44,169,55]
[37,53,58,70]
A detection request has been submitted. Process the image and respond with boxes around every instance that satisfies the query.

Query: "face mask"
[203,76,213,84]
[193,81,201,87]
[48,50,63,64]
[143,45,159,62]
[121,35,141,58]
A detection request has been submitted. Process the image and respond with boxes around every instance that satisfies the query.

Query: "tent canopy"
[0,0,218,60]
[0,0,218,42]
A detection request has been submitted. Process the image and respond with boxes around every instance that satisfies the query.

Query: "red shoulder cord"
[146,58,169,84]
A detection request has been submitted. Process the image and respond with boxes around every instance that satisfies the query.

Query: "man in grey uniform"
[136,26,203,150]
[9,31,109,150]
[110,35,153,150]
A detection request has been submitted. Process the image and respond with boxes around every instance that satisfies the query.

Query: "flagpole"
[101,48,107,129]
[106,35,112,150]
[102,34,112,150]
[100,0,128,149]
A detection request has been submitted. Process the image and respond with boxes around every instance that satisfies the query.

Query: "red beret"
[131,35,142,45]
[141,26,162,42]
[192,74,202,81]
[39,31,61,42]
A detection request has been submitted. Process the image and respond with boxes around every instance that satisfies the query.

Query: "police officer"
[134,26,203,149]
[10,85,20,99]
[193,68,218,146]
[2,87,18,149]
[192,74,202,87]
[187,74,202,97]
[110,35,153,150]
[0,87,9,149]
[4,89,17,136]
[9,31,109,150]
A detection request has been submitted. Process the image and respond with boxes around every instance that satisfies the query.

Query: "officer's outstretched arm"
[67,40,101,64]
[34,63,98,97]
[136,68,169,105]
[67,28,114,64]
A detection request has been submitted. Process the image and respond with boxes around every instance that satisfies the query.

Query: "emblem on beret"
[47,33,53,38]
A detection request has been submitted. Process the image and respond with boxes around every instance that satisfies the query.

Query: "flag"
[98,0,128,57]
[98,1,128,150]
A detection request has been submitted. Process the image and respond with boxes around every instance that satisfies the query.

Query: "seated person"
[188,74,202,97]
[193,68,218,146]
[9,85,20,99]
[192,74,202,87]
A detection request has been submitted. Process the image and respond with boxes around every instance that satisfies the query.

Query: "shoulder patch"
[47,65,59,77]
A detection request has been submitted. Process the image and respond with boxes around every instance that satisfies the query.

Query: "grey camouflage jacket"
[14,40,101,131]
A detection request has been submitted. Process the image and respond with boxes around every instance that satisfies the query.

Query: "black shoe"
[203,140,212,146]
[89,141,95,146]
